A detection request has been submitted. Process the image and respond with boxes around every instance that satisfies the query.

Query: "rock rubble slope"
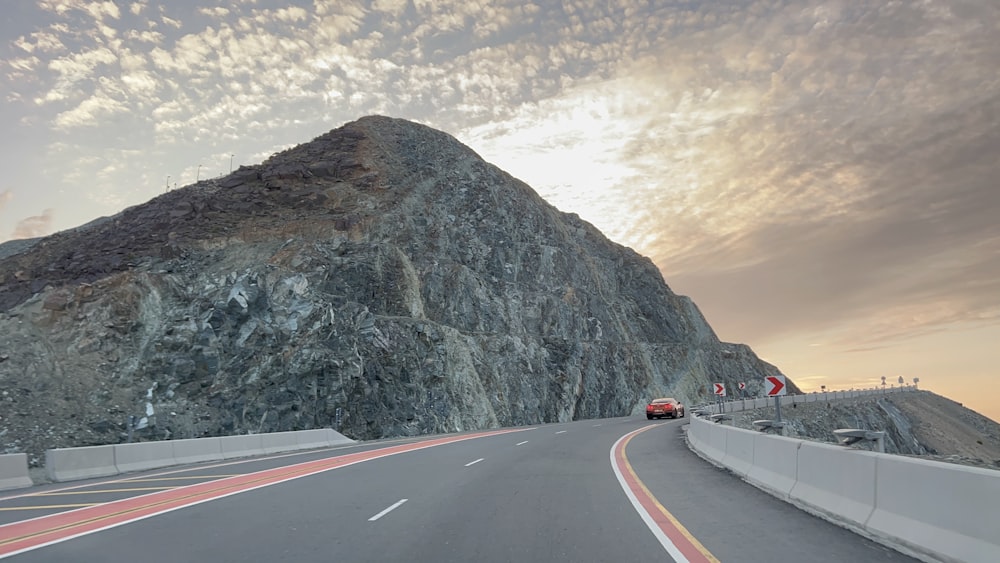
[727,390,1000,470]
[0,116,789,464]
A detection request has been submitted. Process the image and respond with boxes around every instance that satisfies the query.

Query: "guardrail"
[0,428,355,489]
[686,389,999,563]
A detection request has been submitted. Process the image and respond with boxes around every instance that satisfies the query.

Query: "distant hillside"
[727,390,1000,470]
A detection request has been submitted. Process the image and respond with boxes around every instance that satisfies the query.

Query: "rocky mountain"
[0,116,791,464]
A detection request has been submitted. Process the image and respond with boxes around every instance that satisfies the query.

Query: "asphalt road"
[1,417,919,562]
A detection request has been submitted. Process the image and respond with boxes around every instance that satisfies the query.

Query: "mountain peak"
[0,116,788,461]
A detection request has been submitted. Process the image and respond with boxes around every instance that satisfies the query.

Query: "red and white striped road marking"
[611,425,719,563]
[0,428,529,559]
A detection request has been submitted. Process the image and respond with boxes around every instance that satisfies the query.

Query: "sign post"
[764,375,787,422]
[738,381,746,409]
[713,382,726,413]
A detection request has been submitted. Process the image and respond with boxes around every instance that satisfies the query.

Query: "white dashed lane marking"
[369,499,408,522]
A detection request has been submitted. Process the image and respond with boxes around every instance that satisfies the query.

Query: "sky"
[2,1,999,421]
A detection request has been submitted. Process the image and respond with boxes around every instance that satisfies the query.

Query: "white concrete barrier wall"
[43,428,355,484]
[46,445,117,482]
[790,441,877,529]
[295,429,334,450]
[261,431,301,454]
[720,426,756,478]
[171,437,224,465]
[219,434,265,459]
[0,453,33,491]
[867,455,1000,563]
[685,393,1000,563]
[114,441,176,474]
[705,419,728,461]
[687,416,705,448]
[746,433,799,498]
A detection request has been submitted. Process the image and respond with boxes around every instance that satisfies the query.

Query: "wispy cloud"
[1,0,997,355]
[11,209,54,240]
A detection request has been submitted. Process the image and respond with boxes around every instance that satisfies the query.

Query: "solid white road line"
[610,428,691,563]
[555,430,567,434]
[515,440,529,446]
[464,458,485,467]
[593,424,603,427]
[369,499,408,521]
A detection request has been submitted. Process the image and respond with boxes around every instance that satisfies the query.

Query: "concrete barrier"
[114,441,177,474]
[219,434,265,459]
[292,429,331,450]
[745,433,800,498]
[684,389,1000,562]
[326,428,354,447]
[171,437,224,465]
[687,415,709,451]
[261,431,301,454]
[46,445,118,482]
[720,426,756,478]
[703,419,728,461]
[790,441,877,530]
[867,455,1000,563]
[42,428,355,483]
[0,453,33,491]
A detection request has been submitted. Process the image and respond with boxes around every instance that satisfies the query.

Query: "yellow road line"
[0,504,100,511]
[35,487,176,496]
[118,475,243,482]
[621,427,720,563]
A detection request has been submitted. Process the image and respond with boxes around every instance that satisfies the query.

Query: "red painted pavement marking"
[612,426,717,563]
[0,428,527,558]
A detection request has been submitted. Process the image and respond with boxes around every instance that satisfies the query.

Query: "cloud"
[198,7,231,19]
[459,1,1000,351]
[11,209,54,240]
[3,0,998,354]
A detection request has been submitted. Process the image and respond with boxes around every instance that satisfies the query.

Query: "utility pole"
[230,154,234,173]
[196,164,202,182]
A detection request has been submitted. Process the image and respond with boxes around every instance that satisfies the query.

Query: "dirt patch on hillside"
[888,391,1000,466]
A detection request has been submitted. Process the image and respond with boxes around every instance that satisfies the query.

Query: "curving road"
[0,417,917,562]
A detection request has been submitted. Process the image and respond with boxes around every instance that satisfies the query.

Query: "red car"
[646,398,685,419]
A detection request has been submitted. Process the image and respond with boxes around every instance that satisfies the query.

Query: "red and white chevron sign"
[713,382,726,396]
[765,375,786,396]
[738,382,746,390]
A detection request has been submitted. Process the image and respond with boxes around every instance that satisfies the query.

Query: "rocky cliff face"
[0,116,790,464]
